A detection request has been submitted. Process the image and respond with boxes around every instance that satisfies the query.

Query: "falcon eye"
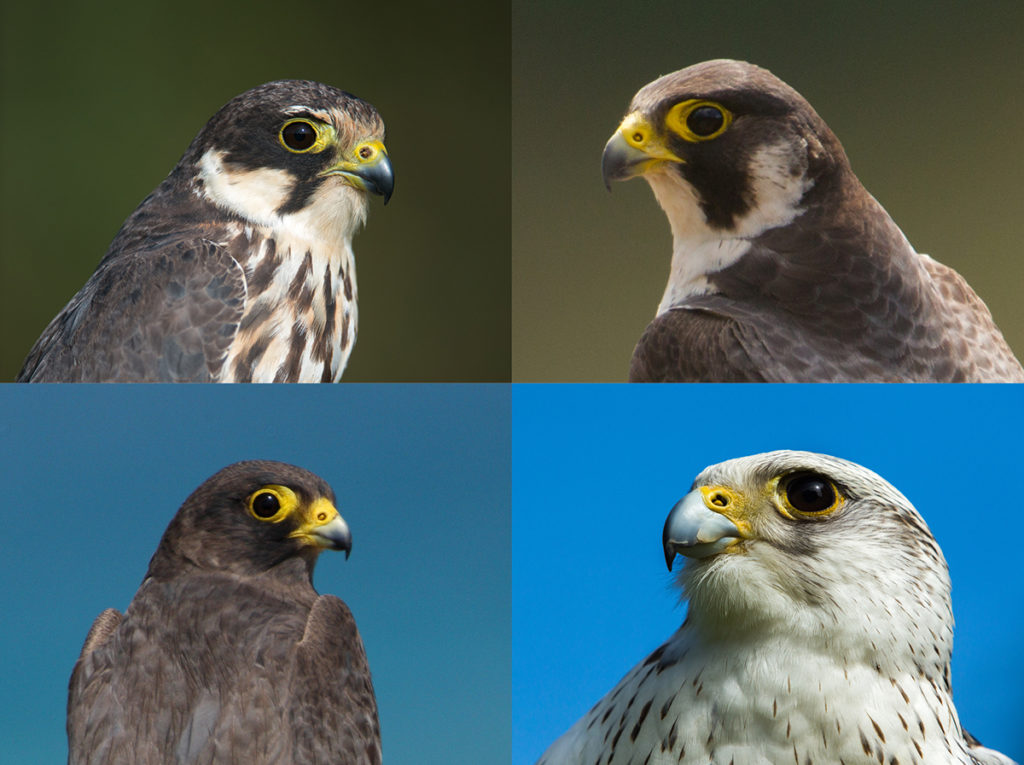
[782,473,841,516]
[251,492,281,518]
[279,120,320,152]
[667,99,733,143]
[247,485,297,522]
[687,106,725,137]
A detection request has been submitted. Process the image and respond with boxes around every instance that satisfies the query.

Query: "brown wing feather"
[18,239,245,382]
[290,595,381,764]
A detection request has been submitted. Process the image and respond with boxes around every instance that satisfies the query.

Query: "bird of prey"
[602,60,1024,382]
[67,461,381,764]
[19,81,393,382]
[537,450,1017,765]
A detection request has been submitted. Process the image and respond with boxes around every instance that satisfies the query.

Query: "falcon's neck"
[193,150,366,382]
[645,144,814,316]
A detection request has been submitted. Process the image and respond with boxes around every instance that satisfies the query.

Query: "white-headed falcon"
[602,60,1023,382]
[19,81,393,382]
[537,451,1017,765]
[67,461,381,764]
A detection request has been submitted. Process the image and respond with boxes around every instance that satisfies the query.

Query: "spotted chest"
[220,230,357,382]
[541,633,970,765]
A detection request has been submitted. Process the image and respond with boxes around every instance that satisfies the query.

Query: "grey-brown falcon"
[602,60,1024,382]
[19,81,393,382]
[67,461,381,764]
[538,451,1017,765]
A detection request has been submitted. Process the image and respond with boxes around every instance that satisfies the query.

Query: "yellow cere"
[247,484,299,523]
[617,112,685,165]
[319,140,390,186]
[665,99,733,143]
[277,119,335,154]
[288,497,340,542]
[699,485,753,538]
[353,140,386,163]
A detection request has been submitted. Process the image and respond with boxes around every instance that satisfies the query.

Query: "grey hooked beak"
[602,131,650,190]
[309,513,352,559]
[321,140,394,205]
[359,152,394,205]
[662,491,742,570]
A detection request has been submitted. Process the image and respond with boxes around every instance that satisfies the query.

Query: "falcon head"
[662,451,953,678]
[147,460,352,579]
[182,80,393,241]
[602,60,849,241]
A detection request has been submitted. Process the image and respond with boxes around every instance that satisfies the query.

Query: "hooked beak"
[321,140,394,204]
[602,113,683,190]
[662,490,743,570]
[289,498,352,558]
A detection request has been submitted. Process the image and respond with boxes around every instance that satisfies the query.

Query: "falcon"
[19,80,393,382]
[537,450,1017,765]
[67,460,381,764]
[602,60,1024,382]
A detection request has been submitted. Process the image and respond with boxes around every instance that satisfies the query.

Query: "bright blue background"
[0,385,510,765]
[512,385,1024,764]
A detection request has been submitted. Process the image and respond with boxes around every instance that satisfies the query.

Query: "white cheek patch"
[733,139,812,239]
[198,149,293,228]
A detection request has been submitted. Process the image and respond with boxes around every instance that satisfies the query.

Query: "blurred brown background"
[512,0,1024,380]
[1,0,510,382]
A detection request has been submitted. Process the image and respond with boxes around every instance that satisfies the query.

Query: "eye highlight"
[779,472,843,517]
[279,119,327,153]
[247,485,297,522]
[666,99,733,143]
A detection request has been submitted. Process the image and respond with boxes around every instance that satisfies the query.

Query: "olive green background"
[1,0,510,382]
[512,0,1024,380]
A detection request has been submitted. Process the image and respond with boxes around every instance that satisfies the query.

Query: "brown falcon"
[602,60,1023,382]
[19,81,393,382]
[537,451,1017,765]
[67,460,381,764]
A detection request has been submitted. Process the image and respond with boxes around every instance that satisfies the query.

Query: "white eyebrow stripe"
[282,105,332,122]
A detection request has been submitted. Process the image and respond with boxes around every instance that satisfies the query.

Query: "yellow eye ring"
[774,472,843,519]
[666,100,733,143]
[278,119,330,154]
[247,485,297,522]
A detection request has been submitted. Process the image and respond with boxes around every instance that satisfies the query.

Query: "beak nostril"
[317,512,327,521]
[359,146,373,160]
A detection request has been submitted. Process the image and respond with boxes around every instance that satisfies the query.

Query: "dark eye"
[251,492,281,518]
[281,121,317,151]
[785,473,836,514]
[687,105,725,137]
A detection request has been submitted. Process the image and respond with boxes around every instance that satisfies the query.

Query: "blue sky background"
[0,385,509,765]
[512,385,1024,764]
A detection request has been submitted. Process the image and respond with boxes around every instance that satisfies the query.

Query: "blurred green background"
[512,0,1024,380]
[1,0,510,382]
